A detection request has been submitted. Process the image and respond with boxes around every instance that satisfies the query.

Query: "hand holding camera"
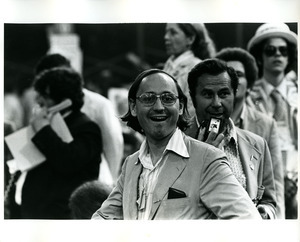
[198,118,225,149]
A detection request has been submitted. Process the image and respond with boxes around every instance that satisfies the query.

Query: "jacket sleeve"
[258,138,277,218]
[268,119,285,218]
[31,120,101,175]
[199,146,262,219]
[92,157,128,220]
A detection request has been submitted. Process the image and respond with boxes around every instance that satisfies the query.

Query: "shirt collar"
[138,128,190,164]
[260,77,288,99]
[224,118,238,144]
[169,50,194,67]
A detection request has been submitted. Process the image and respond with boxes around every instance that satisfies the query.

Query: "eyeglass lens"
[264,45,288,57]
[137,93,177,106]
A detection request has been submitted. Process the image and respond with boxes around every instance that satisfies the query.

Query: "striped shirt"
[137,128,189,220]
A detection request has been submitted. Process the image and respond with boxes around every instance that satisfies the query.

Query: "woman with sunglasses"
[247,23,298,219]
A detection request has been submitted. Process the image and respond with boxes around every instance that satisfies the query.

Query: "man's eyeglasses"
[263,45,288,57]
[136,92,179,106]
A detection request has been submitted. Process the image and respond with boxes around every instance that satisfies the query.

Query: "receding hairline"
[139,72,178,89]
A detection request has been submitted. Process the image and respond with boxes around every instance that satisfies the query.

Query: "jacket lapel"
[149,152,187,219]
[125,158,142,219]
[237,129,262,199]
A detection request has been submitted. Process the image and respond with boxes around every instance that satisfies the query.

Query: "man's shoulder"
[182,132,223,154]
[246,105,274,125]
[236,127,265,146]
[122,151,140,168]
[82,88,115,118]
[83,88,112,106]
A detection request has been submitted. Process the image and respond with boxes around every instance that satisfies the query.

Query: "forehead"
[138,73,178,94]
[196,72,232,90]
[227,61,245,73]
[166,23,181,31]
[265,37,288,46]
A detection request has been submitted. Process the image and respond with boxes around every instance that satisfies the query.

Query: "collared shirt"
[137,128,189,220]
[163,50,196,75]
[258,78,296,152]
[259,77,297,115]
[197,118,246,189]
[222,118,247,190]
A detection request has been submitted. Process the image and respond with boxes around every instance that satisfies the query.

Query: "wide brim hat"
[247,23,298,51]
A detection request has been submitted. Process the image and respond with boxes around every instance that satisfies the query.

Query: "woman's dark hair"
[121,69,191,134]
[33,67,84,112]
[188,58,239,107]
[249,37,297,77]
[215,47,258,89]
[178,23,216,60]
[35,53,71,75]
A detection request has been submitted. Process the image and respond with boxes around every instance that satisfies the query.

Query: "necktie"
[270,89,287,122]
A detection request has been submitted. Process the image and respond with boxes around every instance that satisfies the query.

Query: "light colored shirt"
[137,128,189,220]
[82,88,124,185]
[258,78,295,152]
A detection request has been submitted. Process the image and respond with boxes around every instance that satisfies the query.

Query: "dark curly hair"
[121,69,191,134]
[215,47,258,89]
[178,23,216,60]
[249,37,297,77]
[35,53,71,75]
[188,58,239,107]
[33,67,84,112]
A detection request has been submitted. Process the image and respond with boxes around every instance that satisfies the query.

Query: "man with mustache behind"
[186,59,277,219]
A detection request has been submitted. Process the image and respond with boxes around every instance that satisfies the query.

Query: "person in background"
[247,23,298,218]
[69,180,112,219]
[163,23,216,118]
[215,47,285,218]
[92,69,262,220]
[4,65,24,131]
[187,59,277,219]
[21,67,102,219]
[23,54,124,185]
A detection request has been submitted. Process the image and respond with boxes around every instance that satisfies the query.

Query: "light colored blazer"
[236,128,276,216]
[243,105,284,218]
[92,133,261,220]
[246,78,298,149]
[185,123,277,218]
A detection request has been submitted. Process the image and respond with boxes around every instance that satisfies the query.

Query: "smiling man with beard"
[92,69,262,220]
[186,59,277,219]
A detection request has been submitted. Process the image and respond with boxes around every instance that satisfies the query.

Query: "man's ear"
[129,100,137,117]
[179,100,184,115]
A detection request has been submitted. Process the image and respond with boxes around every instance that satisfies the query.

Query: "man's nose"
[211,96,222,107]
[164,32,169,41]
[153,97,164,110]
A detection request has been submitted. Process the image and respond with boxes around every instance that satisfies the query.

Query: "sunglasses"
[263,45,288,57]
[136,92,179,106]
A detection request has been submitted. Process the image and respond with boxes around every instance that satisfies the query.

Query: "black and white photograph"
[1,1,299,242]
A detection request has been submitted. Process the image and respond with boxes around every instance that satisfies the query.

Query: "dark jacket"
[21,111,102,219]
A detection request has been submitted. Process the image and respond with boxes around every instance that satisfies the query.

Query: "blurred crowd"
[4,22,298,219]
